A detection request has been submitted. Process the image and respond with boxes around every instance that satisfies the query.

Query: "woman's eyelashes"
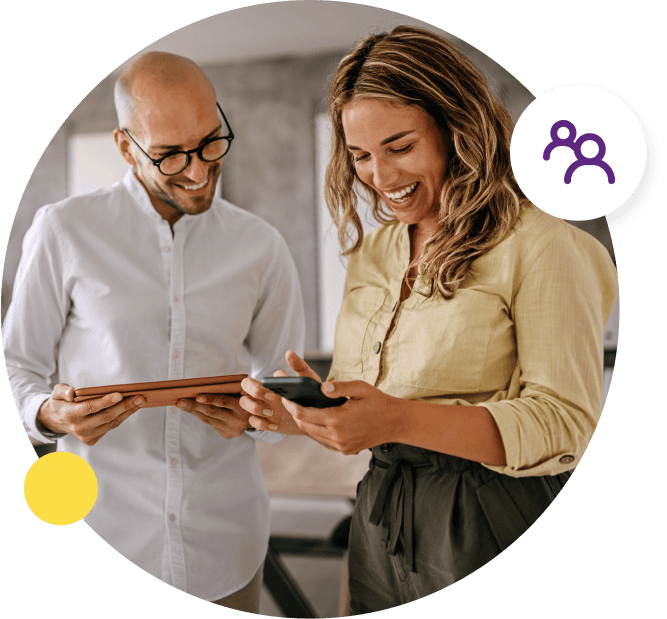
[349,142,415,163]
[389,143,414,155]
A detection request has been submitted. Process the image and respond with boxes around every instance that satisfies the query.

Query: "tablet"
[74,374,248,409]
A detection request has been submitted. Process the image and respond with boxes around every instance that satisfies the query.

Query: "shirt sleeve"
[244,228,306,443]
[3,206,71,443]
[482,229,618,477]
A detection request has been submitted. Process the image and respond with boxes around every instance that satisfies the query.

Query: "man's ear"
[113,128,137,166]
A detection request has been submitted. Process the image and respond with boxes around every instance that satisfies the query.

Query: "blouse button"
[380,443,393,452]
[559,455,575,465]
[373,341,382,354]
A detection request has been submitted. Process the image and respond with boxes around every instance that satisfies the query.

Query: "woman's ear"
[113,128,137,166]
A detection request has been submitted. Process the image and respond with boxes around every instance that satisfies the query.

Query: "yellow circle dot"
[24,452,98,525]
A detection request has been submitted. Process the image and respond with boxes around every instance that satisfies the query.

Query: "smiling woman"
[240,24,619,614]
[342,101,449,244]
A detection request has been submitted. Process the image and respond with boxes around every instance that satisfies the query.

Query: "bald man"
[4,52,305,610]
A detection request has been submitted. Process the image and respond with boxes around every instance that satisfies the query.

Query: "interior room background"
[1,6,616,356]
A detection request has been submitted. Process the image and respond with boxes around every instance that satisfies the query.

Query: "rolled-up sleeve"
[483,229,618,476]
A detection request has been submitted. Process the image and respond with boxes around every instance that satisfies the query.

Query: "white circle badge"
[510,84,646,220]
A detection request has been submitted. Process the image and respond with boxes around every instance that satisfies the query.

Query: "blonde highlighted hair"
[325,25,526,299]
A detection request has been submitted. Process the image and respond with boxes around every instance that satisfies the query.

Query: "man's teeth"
[386,182,418,202]
[181,179,208,191]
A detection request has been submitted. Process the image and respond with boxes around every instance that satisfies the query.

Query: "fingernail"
[134,397,144,407]
[197,395,207,403]
[265,392,275,401]
[323,383,335,392]
[263,409,273,417]
[111,393,122,404]
[269,424,278,431]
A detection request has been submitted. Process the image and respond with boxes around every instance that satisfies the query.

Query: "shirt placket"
[158,221,188,591]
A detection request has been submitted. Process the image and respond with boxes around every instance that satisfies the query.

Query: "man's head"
[113,52,229,225]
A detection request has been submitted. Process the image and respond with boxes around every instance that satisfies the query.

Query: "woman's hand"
[282,379,406,455]
[240,350,319,435]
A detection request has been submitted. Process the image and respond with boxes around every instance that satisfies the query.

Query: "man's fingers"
[52,383,76,402]
[78,392,124,415]
[195,393,242,413]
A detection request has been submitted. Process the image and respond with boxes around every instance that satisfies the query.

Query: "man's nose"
[183,153,210,183]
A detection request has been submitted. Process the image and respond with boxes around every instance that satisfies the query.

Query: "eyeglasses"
[122,102,234,176]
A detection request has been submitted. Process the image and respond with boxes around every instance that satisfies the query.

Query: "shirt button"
[173,351,179,359]
[164,246,171,253]
[173,295,180,302]
[559,455,575,465]
[169,514,176,522]
[171,458,178,466]
[373,341,382,354]
[170,407,177,413]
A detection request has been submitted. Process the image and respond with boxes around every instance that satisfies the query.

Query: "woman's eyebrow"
[347,129,416,151]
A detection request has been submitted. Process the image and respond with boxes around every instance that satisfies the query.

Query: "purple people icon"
[511,84,646,221]
[543,120,615,185]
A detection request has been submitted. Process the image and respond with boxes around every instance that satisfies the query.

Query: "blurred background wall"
[1,1,614,350]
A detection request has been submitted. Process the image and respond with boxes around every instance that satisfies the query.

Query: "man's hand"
[176,393,253,439]
[38,383,146,446]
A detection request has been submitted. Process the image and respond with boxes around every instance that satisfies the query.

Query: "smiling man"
[3,52,305,611]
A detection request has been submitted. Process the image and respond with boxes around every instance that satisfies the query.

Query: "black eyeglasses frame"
[122,102,234,176]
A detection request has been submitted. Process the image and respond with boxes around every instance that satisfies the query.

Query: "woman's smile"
[342,99,448,232]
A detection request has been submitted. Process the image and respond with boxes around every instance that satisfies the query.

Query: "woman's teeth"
[181,179,208,191]
[385,182,418,203]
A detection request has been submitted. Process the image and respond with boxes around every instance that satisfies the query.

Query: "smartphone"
[260,376,347,408]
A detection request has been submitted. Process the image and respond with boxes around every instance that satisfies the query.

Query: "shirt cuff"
[482,401,580,477]
[24,392,63,443]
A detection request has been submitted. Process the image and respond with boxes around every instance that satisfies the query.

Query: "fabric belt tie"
[368,458,415,572]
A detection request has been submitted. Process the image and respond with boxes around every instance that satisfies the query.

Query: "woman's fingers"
[285,350,321,381]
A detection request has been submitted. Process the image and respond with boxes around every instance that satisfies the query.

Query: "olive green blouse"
[329,204,618,477]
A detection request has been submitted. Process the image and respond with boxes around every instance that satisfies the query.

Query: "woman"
[241,26,618,613]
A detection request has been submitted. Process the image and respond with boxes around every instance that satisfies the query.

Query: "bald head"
[114,52,217,134]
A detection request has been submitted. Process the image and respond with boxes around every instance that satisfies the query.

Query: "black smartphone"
[260,376,347,408]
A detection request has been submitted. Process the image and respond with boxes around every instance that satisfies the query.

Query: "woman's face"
[341,98,449,232]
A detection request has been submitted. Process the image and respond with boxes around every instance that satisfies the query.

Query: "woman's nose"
[371,157,399,190]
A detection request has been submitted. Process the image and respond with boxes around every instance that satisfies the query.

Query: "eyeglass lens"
[159,138,231,175]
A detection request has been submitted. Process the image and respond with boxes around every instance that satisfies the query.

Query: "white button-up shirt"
[3,170,305,600]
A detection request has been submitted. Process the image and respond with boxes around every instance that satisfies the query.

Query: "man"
[3,52,305,611]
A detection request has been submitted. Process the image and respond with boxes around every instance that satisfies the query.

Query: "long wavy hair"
[325,25,527,299]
